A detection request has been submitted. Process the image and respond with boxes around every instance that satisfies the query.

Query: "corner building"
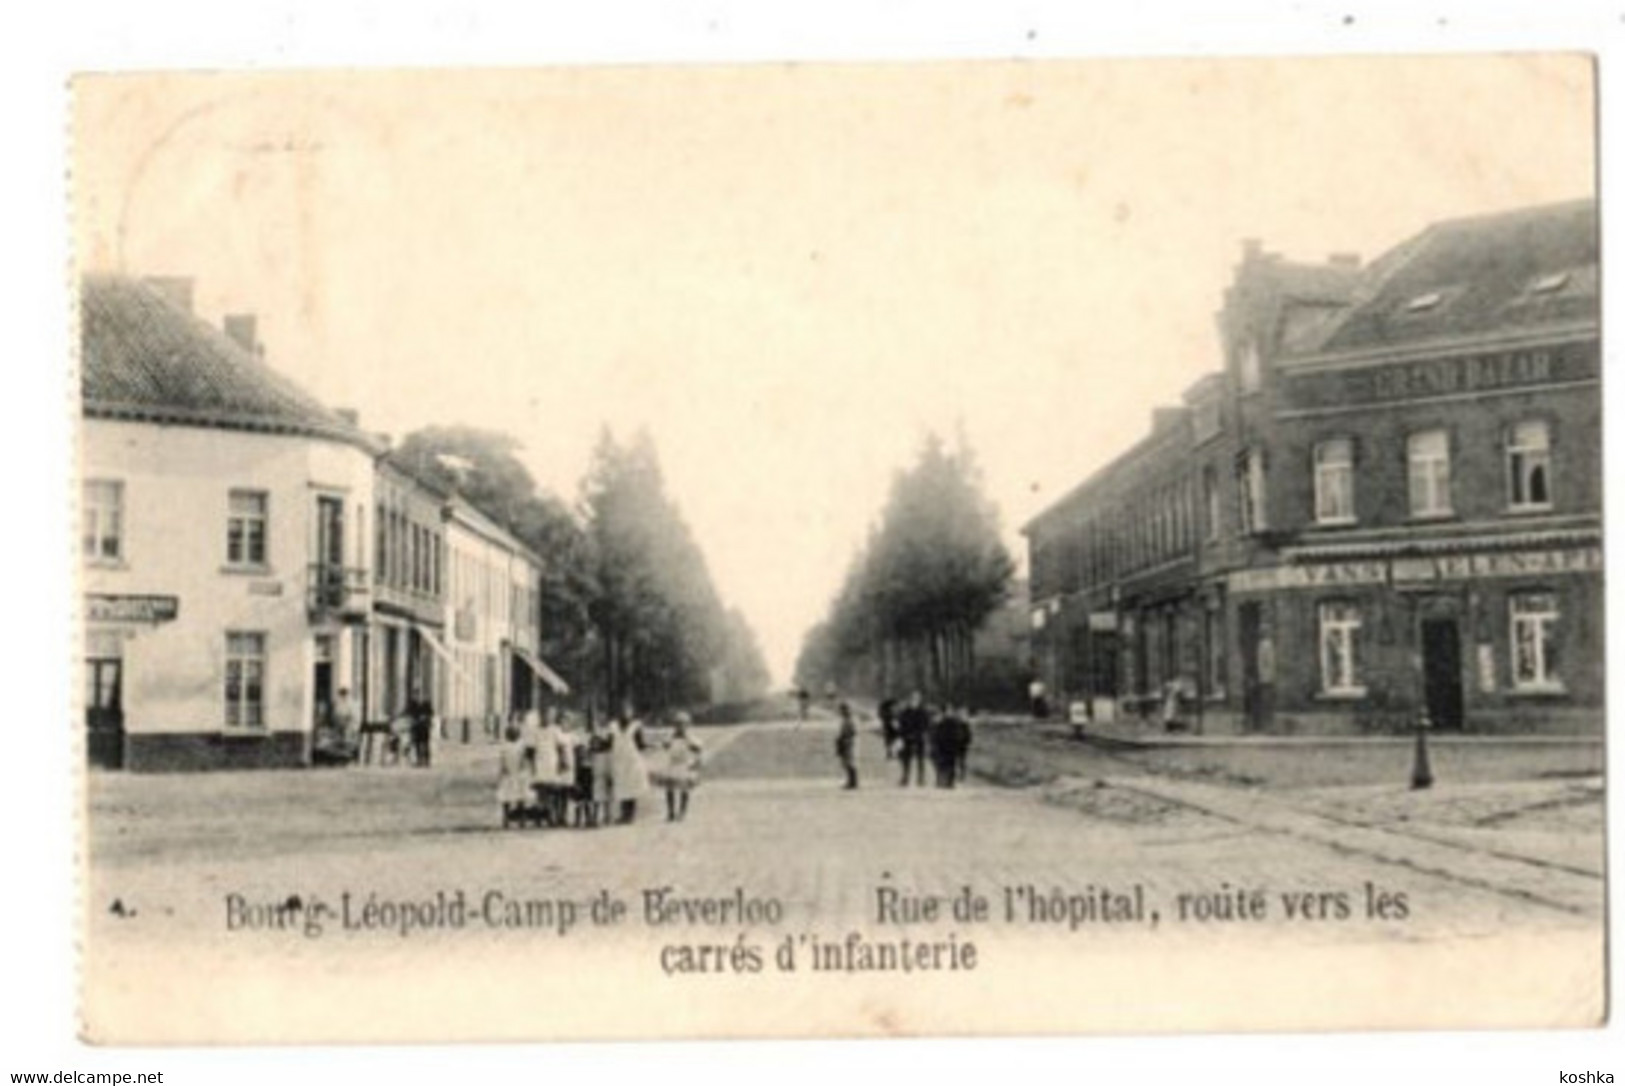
[80,275,380,769]
[1026,201,1600,735]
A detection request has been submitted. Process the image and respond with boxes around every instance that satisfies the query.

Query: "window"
[1237,449,1267,535]
[1313,438,1356,524]
[1407,430,1452,518]
[1510,592,1561,690]
[1203,466,1221,540]
[83,479,123,561]
[1507,420,1552,511]
[1317,602,1364,695]
[1238,340,1262,392]
[224,632,267,730]
[227,490,269,566]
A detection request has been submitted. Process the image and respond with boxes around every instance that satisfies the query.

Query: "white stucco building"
[80,275,380,770]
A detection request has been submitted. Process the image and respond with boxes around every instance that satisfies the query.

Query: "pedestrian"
[496,724,531,828]
[896,691,930,787]
[796,686,811,723]
[532,708,574,826]
[935,704,971,788]
[314,688,359,765]
[1029,677,1049,721]
[579,716,613,828]
[877,697,898,759]
[408,689,435,768]
[653,711,705,821]
[954,706,975,785]
[835,702,859,789]
[610,708,651,824]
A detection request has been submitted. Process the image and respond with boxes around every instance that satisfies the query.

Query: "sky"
[73,56,1595,683]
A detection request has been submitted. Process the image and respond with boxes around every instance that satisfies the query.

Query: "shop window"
[1510,592,1561,691]
[83,479,124,562]
[1406,429,1452,518]
[1507,420,1552,511]
[226,489,269,567]
[1317,601,1365,696]
[1313,438,1356,525]
[224,631,267,730]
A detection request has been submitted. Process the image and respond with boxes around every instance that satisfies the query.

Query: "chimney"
[1151,406,1184,433]
[1328,252,1362,269]
[223,313,258,356]
[334,408,360,428]
[143,276,195,314]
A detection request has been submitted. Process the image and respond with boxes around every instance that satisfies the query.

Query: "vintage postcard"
[71,55,1603,1043]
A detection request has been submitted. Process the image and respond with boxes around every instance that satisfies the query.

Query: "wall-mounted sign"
[86,594,179,624]
[1284,341,1595,411]
[1228,545,1602,595]
[1087,611,1118,632]
[248,581,284,597]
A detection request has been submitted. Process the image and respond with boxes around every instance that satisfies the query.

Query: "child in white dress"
[653,712,704,822]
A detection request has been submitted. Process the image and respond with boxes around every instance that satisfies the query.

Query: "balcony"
[308,564,370,622]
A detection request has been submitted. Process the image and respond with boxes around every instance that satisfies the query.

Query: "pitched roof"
[80,274,377,451]
[1301,199,1598,357]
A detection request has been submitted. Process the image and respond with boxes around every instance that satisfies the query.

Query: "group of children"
[498,708,705,829]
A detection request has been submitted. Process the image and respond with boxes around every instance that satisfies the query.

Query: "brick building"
[1025,200,1600,735]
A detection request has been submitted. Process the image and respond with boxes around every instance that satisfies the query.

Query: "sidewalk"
[1105,773,1604,917]
[1031,716,1603,749]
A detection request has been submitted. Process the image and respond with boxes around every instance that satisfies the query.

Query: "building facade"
[441,498,561,742]
[368,458,450,733]
[1026,200,1600,735]
[81,275,380,770]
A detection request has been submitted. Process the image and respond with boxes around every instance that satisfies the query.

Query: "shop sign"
[1392,546,1602,583]
[1229,546,1601,595]
[1087,611,1117,632]
[85,594,179,624]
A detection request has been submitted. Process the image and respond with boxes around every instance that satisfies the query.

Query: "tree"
[797,430,1014,701]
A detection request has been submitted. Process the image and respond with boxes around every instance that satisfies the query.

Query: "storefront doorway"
[313,634,335,728]
[1420,617,1464,729]
[85,655,124,769]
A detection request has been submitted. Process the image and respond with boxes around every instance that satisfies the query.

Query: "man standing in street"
[877,697,898,759]
[896,691,930,787]
[834,702,859,790]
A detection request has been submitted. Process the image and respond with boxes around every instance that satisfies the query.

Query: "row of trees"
[795,432,1015,701]
[393,424,770,715]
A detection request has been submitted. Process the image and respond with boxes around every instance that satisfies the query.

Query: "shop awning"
[413,624,478,685]
[512,645,571,695]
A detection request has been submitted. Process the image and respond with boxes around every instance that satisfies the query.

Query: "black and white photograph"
[61,48,1604,1046]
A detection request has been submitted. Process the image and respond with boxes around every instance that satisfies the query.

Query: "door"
[85,657,124,769]
[1420,617,1464,729]
[313,634,335,728]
